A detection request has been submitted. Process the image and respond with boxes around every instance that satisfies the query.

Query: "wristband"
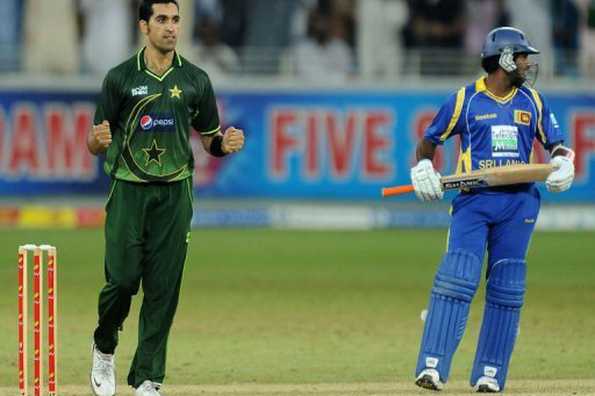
[210,135,227,157]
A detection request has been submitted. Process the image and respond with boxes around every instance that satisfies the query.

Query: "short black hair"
[139,0,179,22]
[481,55,500,73]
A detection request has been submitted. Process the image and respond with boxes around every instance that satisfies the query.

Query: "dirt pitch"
[2,380,595,396]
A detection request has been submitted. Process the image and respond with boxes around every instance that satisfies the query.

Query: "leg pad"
[416,249,482,382]
[471,258,527,390]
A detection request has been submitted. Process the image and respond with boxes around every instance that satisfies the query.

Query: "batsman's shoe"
[474,376,501,393]
[90,343,116,396]
[415,368,444,391]
[135,380,161,396]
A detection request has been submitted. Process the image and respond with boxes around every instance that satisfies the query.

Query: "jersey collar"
[475,77,517,104]
[136,47,183,82]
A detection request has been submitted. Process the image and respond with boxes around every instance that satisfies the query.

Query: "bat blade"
[381,163,555,197]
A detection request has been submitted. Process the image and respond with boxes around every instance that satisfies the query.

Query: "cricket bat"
[382,163,556,197]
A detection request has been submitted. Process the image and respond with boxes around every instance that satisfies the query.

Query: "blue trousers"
[448,186,540,267]
[416,185,540,390]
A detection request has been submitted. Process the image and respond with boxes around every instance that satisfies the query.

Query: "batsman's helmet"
[481,27,539,59]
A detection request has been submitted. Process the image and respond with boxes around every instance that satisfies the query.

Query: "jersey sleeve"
[94,71,122,126]
[191,74,221,135]
[424,87,466,145]
[534,93,564,150]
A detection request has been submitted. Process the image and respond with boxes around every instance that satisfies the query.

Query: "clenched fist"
[222,127,244,154]
[88,120,112,154]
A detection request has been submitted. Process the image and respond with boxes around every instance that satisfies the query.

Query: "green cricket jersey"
[94,47,221,183]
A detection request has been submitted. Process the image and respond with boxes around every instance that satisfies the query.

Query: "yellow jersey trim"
[475,77,517,104]
[439,87,465,142]
[528,88,547,144]
[200,126,222,136]
[144,68,174,82]
[105,180,119,208]
[136,48,142,71]
[455,147,472,175]
[136,47,180,81]
[185,177,194,206]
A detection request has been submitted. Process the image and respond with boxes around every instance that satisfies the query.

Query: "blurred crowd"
[1,0,594,81]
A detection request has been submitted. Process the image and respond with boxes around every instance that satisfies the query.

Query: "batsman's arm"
[550,144,575,160]
[416,138,437,161]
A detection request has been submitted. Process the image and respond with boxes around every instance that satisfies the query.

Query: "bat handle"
[382,184,415,197]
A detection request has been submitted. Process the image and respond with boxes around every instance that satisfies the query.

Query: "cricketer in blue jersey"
[411,27,575,393]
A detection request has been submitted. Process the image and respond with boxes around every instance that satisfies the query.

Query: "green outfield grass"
[0,229,594,395]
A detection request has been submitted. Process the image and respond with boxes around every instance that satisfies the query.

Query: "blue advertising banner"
[1,89,594,201]
[0,91,104,195]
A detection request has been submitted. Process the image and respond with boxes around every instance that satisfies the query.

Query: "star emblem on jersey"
[142,140,166,166]
[169,85,182,99]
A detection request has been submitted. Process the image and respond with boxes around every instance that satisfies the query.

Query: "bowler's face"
[142,3,180,52]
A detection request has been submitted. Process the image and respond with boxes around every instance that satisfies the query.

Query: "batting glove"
[410,159,444,202]
[546,155,574,193]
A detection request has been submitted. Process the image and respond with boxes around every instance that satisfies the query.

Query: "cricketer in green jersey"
[87,1,244,395]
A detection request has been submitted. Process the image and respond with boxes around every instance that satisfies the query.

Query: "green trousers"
[93,178,193,387]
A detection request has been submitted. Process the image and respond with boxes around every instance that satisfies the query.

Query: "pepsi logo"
[140,115,153,130]
[138,114,175,132]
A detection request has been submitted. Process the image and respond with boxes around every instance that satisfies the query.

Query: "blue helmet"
[481,27,539,59]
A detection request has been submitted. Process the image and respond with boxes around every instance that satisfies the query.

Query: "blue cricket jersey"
[425,77,564,174]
